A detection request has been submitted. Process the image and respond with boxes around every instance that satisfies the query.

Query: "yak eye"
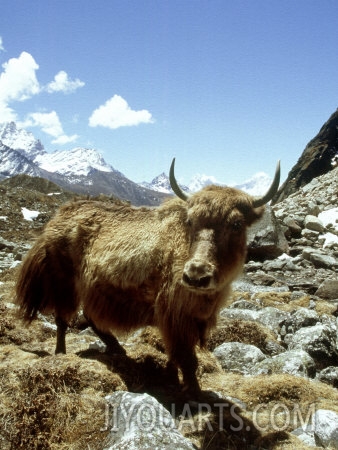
[187,218,192,227]
[231,220,243,231]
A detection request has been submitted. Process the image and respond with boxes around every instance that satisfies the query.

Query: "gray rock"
[256,306,290,331]
[281,307,319,332]
[264,340,286,356]
[304,215,325,233]
[283,216,302,237]
[247,205,289,260]
[291,426,317,448]
[220,306,289,334]
[317,366,338,388]
[213,342,266,375]
[103,392,195,450]
[220,308,260,323]
[288,324,338,363]
[262,259,287,271]
[301,228,319,241]
[309,252,337,269]
[229,300,262,311]
[312,409,338,449]
[0,237,15,252]
[251,349,316,378]
[315,279,338,300]
[306,201,320,216]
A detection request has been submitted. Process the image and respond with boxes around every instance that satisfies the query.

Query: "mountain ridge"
[0,122,169,206]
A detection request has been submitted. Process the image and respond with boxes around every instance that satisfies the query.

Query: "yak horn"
[252,160,281,208]
[169,158,189,201]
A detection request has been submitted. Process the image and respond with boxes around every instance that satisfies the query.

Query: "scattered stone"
[312,409,338,449]
[251,349,316,378]
[304,215,325,233]
[281,307,319,332]
[317,366,338,388]
[103,392,195,450]
[288,324,338,365]
[213,342,266,375]
[315,279,338,300]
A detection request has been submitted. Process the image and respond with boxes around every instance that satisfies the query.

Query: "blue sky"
[1,0,338,185]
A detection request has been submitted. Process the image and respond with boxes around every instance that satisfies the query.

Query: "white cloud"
[46,70,85,94]
[52,134,78,145]
[0,52,40,102]
[0,37,4,52]
[23,111,78,144]
[89,94,154,129]
[0,50,82,144]
[0,51,40,122]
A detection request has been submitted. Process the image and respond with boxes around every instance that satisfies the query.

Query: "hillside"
[274,109,338,203]
[0,164,337,449]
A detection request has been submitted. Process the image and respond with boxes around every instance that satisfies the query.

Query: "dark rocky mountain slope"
[274,109,338,203]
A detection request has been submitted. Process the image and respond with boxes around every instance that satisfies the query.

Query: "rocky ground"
[0,168,337,449]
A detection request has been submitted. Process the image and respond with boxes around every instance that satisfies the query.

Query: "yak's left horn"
[169,158,189,201]
[252,161,281,208]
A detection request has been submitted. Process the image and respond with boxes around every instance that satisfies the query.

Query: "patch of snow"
[21,207,40,221]
[0,216,7,220]
[10,261,22,269]
[47,192,62,196]
[320,232,338,249]
[318,207,338,233]
[278,253,292,260]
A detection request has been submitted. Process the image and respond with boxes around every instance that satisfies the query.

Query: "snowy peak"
[232,172,273,196]
[0,122,117,181]
[142,171,272,196]
[187,174,220,192]
[0,122,45,159]
[139,172,189,194]
[34,147,115,177]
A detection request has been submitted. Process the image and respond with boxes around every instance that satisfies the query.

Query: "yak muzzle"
[182,259,216,290]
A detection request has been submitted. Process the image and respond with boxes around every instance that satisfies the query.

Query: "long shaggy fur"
[16,189,264,392]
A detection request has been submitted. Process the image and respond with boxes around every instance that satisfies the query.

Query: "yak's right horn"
[252,161,281,208]
[169,158,189,201]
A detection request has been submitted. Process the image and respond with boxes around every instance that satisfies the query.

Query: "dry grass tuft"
[207,319,278,353]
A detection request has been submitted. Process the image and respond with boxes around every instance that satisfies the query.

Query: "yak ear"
[237,200,265,227]
[248,205,265,225]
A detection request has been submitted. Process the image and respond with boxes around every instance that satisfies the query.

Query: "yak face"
[180,186,264,293]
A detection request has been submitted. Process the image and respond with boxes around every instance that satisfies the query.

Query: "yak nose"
[182,260,215,289]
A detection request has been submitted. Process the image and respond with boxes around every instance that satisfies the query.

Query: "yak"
[16,158,280,394]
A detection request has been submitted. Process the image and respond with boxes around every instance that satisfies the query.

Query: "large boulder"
[247,205,289,260]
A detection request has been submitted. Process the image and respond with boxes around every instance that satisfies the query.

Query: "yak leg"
[85,317,126,355]
[169,340,200,393]
[55,316,68,354]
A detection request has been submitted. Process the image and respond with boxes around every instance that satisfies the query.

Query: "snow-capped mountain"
[34,147,116,179]
[231,172,274,196]
[142,171,272,196]
[139,172,189,194]
[0,122,45,159]
[0,122,168,206]
[0,141,45,178]
[187,174,221,192]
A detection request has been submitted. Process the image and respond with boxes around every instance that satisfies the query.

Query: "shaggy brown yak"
[16,158,280,393]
